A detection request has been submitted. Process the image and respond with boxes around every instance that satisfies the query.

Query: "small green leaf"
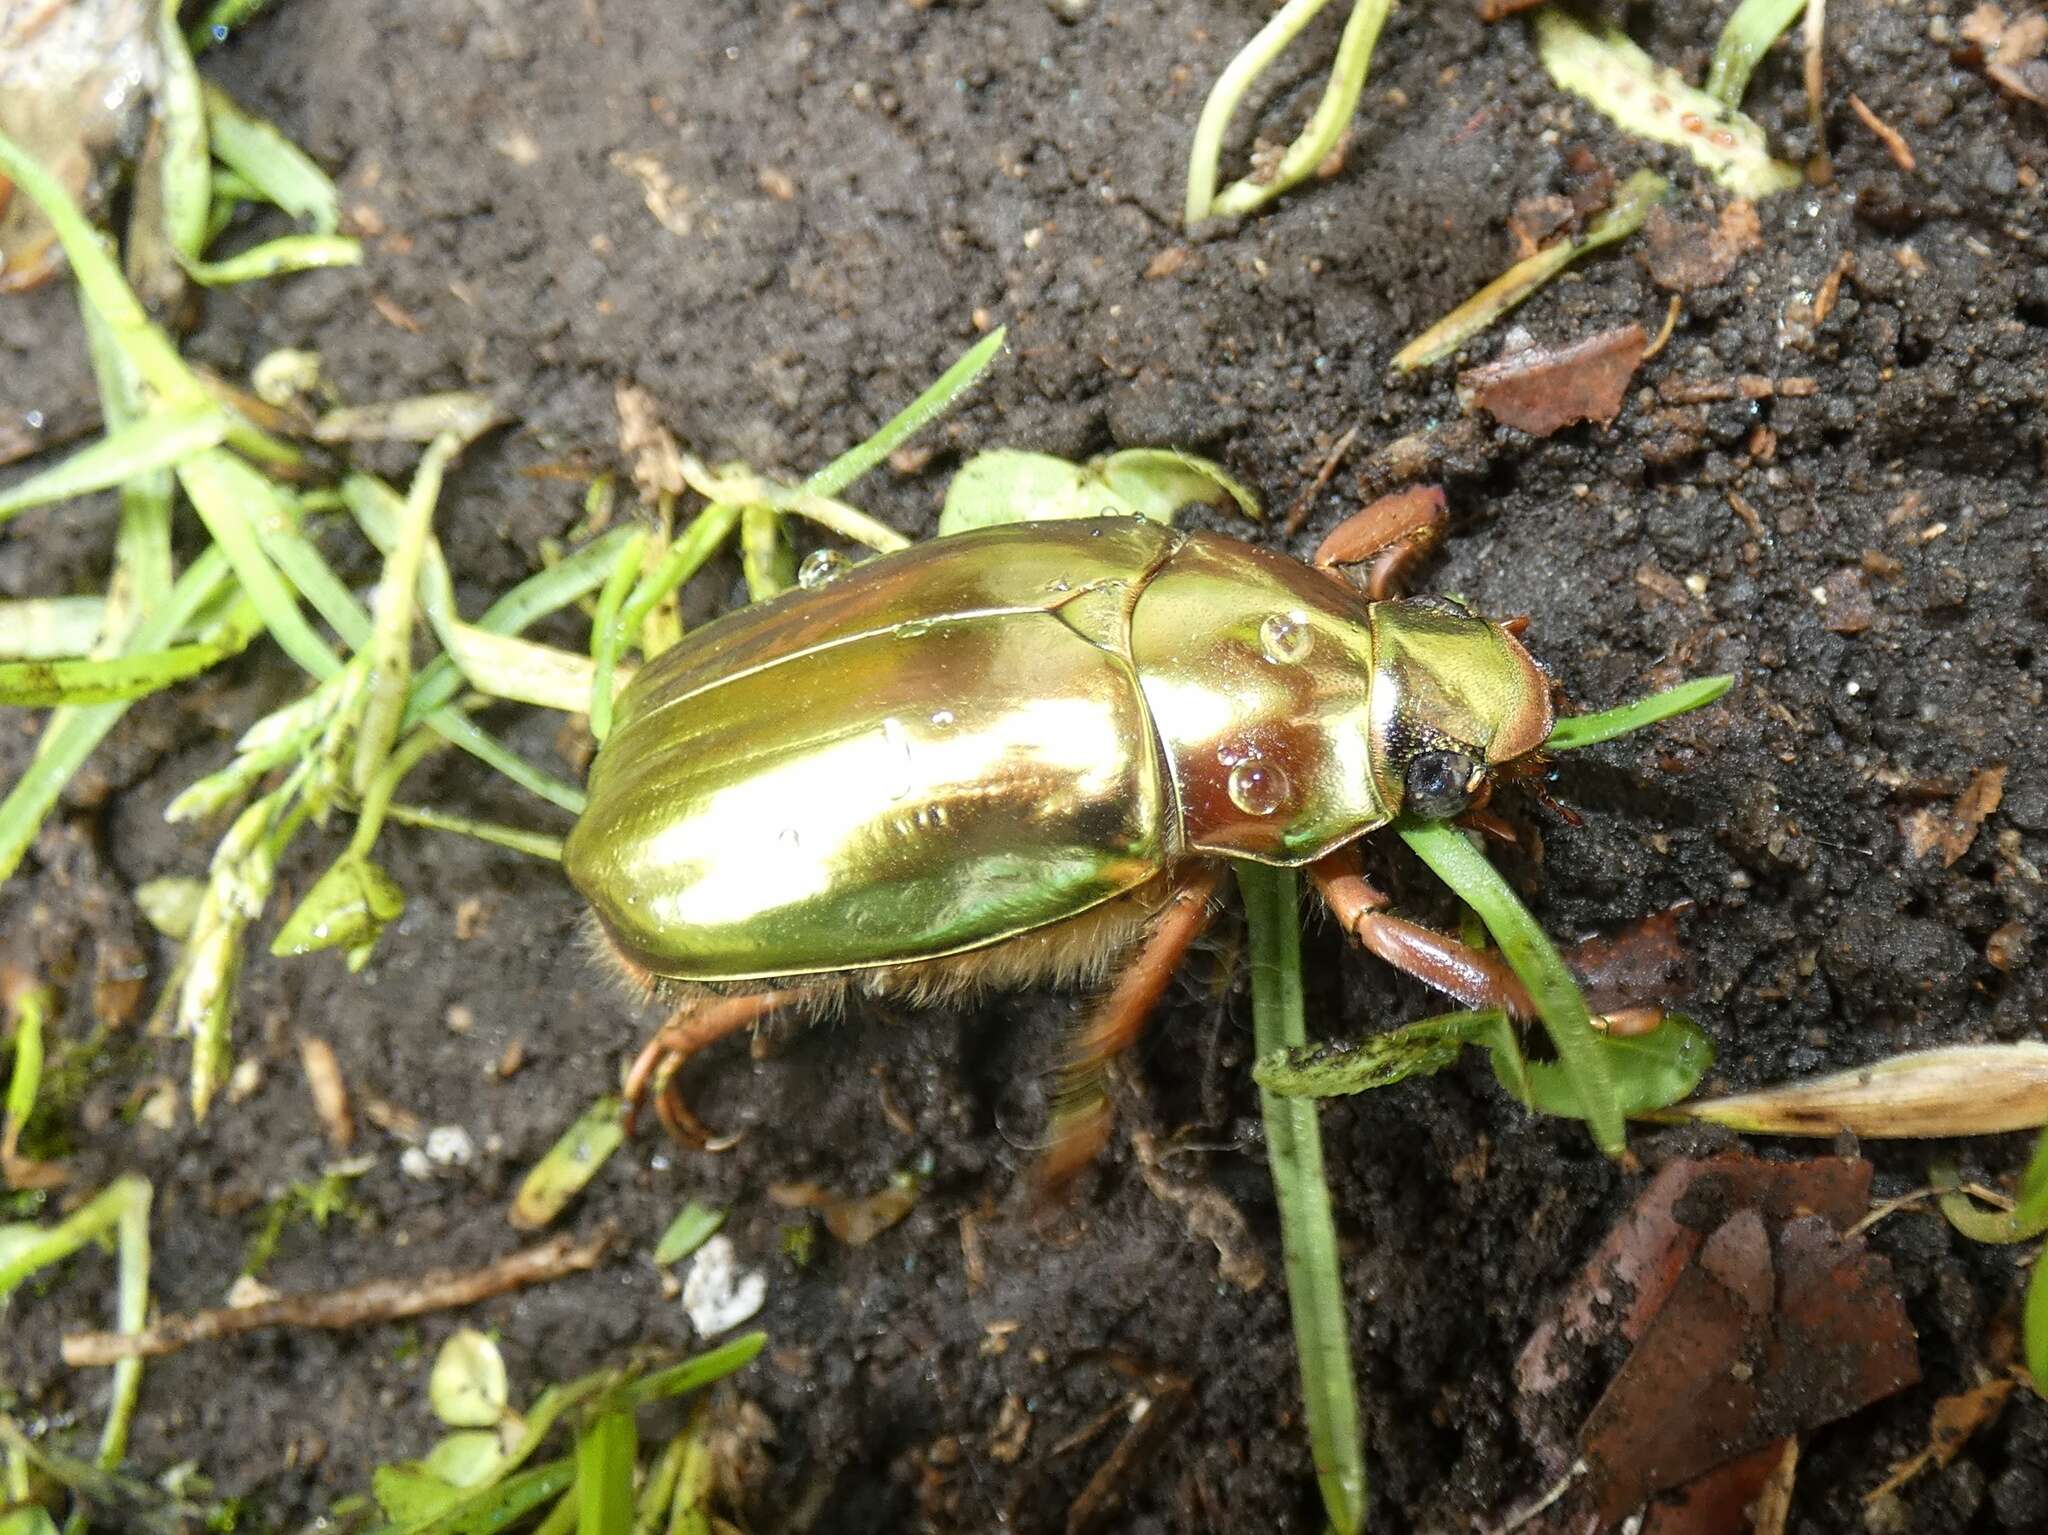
[653,1201,726,1266]
[422,1430,508,1489]
[2029,1252,2048,1398]
[0,1508,61,1535]
[575,1411,636,1535]
[136,876,208,940]
[372,1462,465,1524]
[430,1328,510,1428]
[509,1097,627,1231]
[938,447,1260,536]
[270,854,405,957]
[1498,1014,1713,1121]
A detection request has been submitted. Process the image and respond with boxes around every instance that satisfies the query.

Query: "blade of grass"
[190,0,276,50]
[0,1175,151,1299]
[1232,861,1365,1535]
[96,1181,152,1470]
[78,291,175,643]
[574,1411,636,1535]
[615,1333,768,1410]
[178,234,364,286]
[589,531,650,743]
[1707,0,1808,107]
[0,405,228,526]
[1209,0,1394,221]
[1545,675,1733,751]
[802,327,1007,498]
[739,506,791,601]
[155,0,213,262]
[422,711,586,815]
[614,509,732,649]
[0,599,106,661]
[0,547,236,882]
[1185,0,1338,223]
[1393,169,1670,371]
[200,82,341,233]
[0,602,262,706]
[385,805,564,862]
[177,449,344,679]
[1396,817,1626,1156]
[442,628,596,713]
[354,435,457,796]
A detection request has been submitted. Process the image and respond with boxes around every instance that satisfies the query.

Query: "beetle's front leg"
[1312,485,1448,600]
[624,989,806,1148]
[1038,865,1225,1194]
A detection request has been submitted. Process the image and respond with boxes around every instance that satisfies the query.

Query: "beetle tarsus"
[1312,485,1448,600]
[623,989,802,1148]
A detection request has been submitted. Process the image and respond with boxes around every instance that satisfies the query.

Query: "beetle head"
[1366,598,1553,821]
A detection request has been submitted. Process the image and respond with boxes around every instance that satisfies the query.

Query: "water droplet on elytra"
[1044,578,1072,594]
[777,827,801,851]
[930,709,955,727]
[1260,611,1313,664]
[1227,759,1289,817]
[798,548,851,590]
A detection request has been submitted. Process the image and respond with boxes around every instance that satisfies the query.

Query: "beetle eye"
[1404,750,1481,820]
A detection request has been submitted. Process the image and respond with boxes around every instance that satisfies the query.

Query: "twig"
[1641,294,1683,362]
[1848,93,1915,171]
[1804,0,1832,182]
[63,1228,613,1365]
[1281,425,1360,535]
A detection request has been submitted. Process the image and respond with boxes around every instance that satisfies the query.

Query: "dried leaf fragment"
[1865,1374,2018,1500]
[1457,324,1647,436]
[615,382,686,499]
[1643,201,1762,291]
[1903,765,2007,866]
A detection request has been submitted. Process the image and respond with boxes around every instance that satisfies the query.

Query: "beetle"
[565,488,1649,1181]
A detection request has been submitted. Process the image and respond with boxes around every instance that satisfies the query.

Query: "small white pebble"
[226,1274,279,1308]
[426,1125,475,1167]
[1729,870,1753,890]
[400,1146,434,1181]
[1846,680,1861,696]
[227,1059,265,1104]
[681,1236,768,1336]
[1684,573,1709,597]
[1809,585,1829,605]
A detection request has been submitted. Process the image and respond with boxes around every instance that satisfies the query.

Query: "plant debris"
[1513,1154,1917,1528]
[1642,201,1762,292]
[1657,1042,2048,1137]
[1901,764,2007,866]
[1865,1372,2020,1501]
[1848,94,1917,172]
[1959,4,2048,105]
[64,1227,612,1365]
[1456,324,1647,436]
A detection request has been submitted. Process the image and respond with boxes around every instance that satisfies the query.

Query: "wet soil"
[4,0,2047,1529]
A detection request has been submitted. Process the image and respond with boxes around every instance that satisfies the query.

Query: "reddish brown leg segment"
[1038,866,1224,1193]
[1312,485,1448,600]
[625,989,804,1148]
[1312,846,1541,1018]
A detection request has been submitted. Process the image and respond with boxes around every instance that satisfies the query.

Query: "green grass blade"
[1185,0,1339,224]
[189,0,275,50]
[1545,675,1734,751]
[96,1183,153,1470]
[154,0,212,261]
[1233,861,1366,1535]
[2029,1244,2048,1394]
[1397,818,1625,1156]
[616,1333,768,1410]
[354,436,455,795]
[802,327,1007,498]
[589,530,650,743]
[574,1412,636,1535]
[178,234,363,286]
[177,449,344,679]
[1210,0,1393,220]
[421,712,586,815]
[0,599,106,661]
[443,627,594,713]
[0,548,235,882]
[78,293,175,639]
[0,1175,151,1300]
[616,508,734,645]
[1707,0,1807,107]
[0,604,261,706]
[0,405,227,526]
[200,82,341,232]
[739,506,791,601]
[385,805,565,862]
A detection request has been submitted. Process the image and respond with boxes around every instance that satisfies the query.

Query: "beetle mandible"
[565,489,1648,1181]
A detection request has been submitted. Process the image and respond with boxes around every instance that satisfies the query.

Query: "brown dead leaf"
[1643,201,1762,292]
[1508,193,1575,258]
[1458,324,1646,436]
[614,382,686,499]
[1752,1437,1800,1535]
[1961,2,2012,49]
[298,1034,355,1151]
[1865,1373,2018,1501]
[1478,0,1547,20]
[1904,765,2007,866]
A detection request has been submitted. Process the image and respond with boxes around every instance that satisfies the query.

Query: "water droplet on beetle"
[1260,611,1313,664]
[1227,760,1289,817]
[777,827,801,851]
[798,548,850,589]
[930,709,955,727]
[1044,578,1072,594]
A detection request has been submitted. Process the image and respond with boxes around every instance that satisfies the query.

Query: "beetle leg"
[1311,485,1448,600]
[624,989,804,1149]
[1038,866,1225,1194]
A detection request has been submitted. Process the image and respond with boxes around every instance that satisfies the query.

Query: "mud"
[4,0,2047,1529]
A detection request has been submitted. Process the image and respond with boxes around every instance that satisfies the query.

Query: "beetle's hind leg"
[625,988,808,1149]
[1037,865,1225,1195]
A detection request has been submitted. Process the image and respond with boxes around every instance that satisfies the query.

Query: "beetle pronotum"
[566,489,1659,1182]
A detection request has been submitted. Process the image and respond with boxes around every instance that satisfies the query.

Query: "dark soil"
[5,0,2047,1529]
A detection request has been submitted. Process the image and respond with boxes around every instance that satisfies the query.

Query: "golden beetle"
[566,490,1609,1179]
